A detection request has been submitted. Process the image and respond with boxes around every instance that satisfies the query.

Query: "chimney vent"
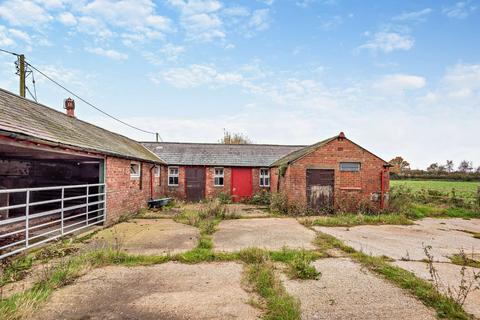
[64,98,75,117]
[338,132,346,140]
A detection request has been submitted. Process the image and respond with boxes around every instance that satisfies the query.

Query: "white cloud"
[442,1,477,19]
[86,47,128,61]
[357,31,414,53]
[248,9,271,32]
[58,11,77,26]
[392,8,432,22]
[0,0,52,26]
[373,74,426,95]
[168,0,225,42]
[0,26,15,46]
[161,44,185,61]
[161,64,243,88]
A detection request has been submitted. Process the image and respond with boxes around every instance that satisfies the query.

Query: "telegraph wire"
[0,47,161,140]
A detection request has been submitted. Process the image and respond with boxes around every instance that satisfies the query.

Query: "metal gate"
[0,183,106,259]
[306,169,334,212]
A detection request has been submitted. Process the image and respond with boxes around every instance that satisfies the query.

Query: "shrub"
[270,192,289,214]
[216,192,232,204]
[250,190,271,205]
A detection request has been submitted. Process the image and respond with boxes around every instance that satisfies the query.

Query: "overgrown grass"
[305,213,413,227]
[314,233,473,320]
[246,260,301,320]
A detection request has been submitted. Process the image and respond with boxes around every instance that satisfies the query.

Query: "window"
[130,162,141,178]
[154,165,161,178]
[340,162,361,172]
[259,168,270,187]
[214,167,224,186]
[168,167,179,186]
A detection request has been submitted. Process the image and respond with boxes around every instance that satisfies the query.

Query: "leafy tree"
[458,160,473,173]
[219,129,252,144]
[476,166,480,174]
[389,156,410,174]
[446,160,454,173]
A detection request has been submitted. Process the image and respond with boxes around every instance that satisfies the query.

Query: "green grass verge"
[305,213,413,227]
[314,233,473,320]
[390,180,479,200]
[408,204,480,220]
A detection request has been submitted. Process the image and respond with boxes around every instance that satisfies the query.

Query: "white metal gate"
[0,183,106,259]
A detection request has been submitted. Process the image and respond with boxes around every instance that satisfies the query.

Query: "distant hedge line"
[390,172,480,182]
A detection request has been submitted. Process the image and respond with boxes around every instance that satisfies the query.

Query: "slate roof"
[142,142,305,167]
[0,88,163,163]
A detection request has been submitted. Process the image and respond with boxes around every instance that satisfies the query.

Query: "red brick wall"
[161,165,186,199]
[105,157,161,225]
[205,167,231,197]
[276,138,388,207]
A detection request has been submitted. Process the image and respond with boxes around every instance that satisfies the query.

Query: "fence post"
[86,185,89,226]
[25,190,30,248]
[61,187,64,236]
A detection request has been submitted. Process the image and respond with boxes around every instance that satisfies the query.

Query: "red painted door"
[231,168,253,202]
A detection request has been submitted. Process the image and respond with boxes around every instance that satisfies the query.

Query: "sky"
[0,0,479,169]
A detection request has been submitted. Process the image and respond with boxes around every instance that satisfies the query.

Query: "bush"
[270,192,289,215]
[249,190,271,205]
[216,192,232,204]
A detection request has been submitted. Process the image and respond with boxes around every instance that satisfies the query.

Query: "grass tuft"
[308,213,413,227]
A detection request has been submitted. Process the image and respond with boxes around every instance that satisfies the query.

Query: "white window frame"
[130,161,141,178]
[214,167,224,187]
[154,165,161,178]
[259,168,270,187]
[168,166,179,186]
[340,162,361,172]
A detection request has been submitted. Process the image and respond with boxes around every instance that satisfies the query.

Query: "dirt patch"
[314,218,480,262]
[90,219,199,255]
[213,218,316,252]
[281,258,436,320]
[394,260,480,318]
[33,262,260,320]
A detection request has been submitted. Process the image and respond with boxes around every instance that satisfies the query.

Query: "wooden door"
[231,168,253,202]
[306,169,334,212]
[185,167,205,202]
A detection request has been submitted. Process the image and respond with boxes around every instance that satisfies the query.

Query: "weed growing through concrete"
[302,213,413,228]
[424,246,480,307]
[313,233,472,320]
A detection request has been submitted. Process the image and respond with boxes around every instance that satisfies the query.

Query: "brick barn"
[142,134,390,209]
[141,142,302,202]
[0,88,164,258]
[270,133,390,211]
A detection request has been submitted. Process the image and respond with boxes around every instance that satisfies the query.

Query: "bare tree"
[446,160,454,173]
[219,129,252,144]
[427,163,439,172]
[458,160,473,173]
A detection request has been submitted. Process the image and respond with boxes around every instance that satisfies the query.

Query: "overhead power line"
[0,48,162,140]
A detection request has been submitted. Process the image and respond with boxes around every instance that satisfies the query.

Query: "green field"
[391,179,479,200]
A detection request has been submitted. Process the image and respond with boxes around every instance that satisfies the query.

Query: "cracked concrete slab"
[314,218,480,262]
[33,262,260,320]
[90,219,199,255]
[394,260,480,318]
[213,218,316,252]
[281,258,436,320]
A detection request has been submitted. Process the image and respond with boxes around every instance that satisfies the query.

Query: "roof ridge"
[142,141,308,147]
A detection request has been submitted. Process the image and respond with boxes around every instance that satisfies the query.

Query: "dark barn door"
[306,169,334,212]
[185,167,205,202]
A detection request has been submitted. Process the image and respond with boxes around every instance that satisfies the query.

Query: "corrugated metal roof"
[142,142,305,167]
[0,88,163,163]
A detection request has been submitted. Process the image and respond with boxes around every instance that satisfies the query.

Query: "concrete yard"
[281,258,436,320]
[213,217,317,252]
[32,262,260,320]
[314,218,480,262]
[394,260,480,318]
[91,219,199,255]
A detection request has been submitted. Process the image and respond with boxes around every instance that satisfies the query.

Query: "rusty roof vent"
[64,98,75,118]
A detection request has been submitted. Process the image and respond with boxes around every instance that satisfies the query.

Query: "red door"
[231,168,253,202]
